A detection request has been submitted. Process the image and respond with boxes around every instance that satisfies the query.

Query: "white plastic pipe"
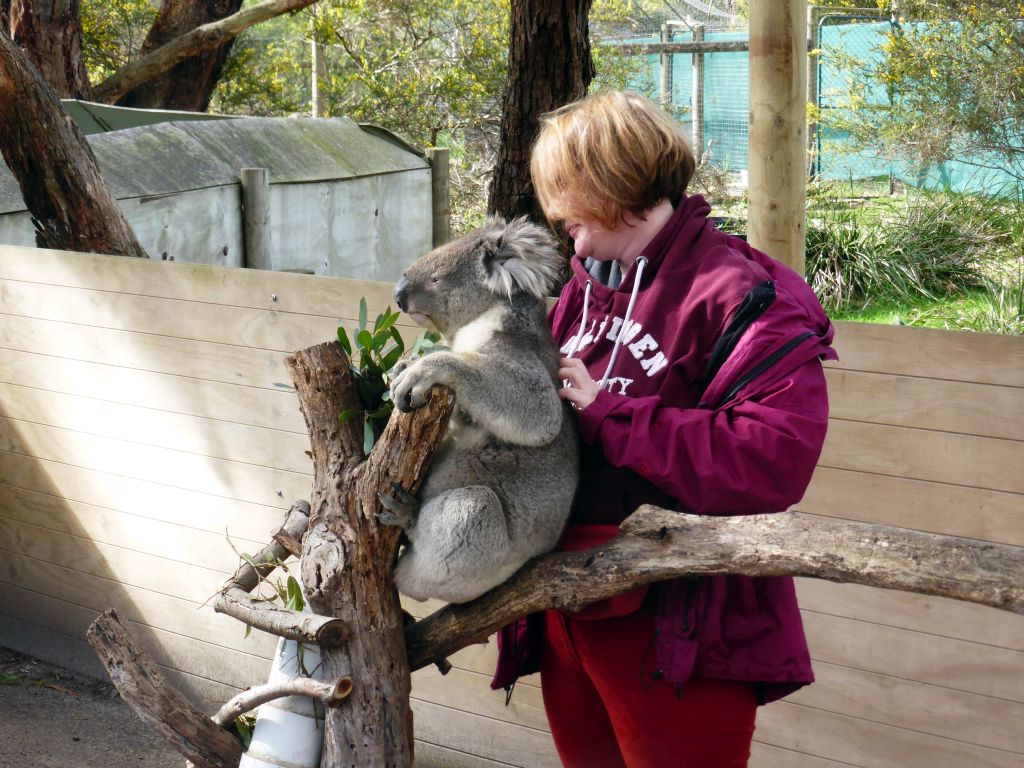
[239,636,328,768]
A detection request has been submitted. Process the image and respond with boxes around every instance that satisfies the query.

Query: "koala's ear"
[481,216,561,300]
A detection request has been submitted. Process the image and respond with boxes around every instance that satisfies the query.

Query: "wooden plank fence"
[0,244,1020,766]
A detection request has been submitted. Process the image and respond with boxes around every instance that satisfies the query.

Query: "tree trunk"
[487,0,595,223]
[116,0,243,111]
[91,0,316,106]
[0,29,148,257]
[285,342,455,767]
[5,0,89,97]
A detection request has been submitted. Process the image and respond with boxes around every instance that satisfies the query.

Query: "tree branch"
[405,506,1024,671]
[211,676,354,728]
[211,500,350,645]
[0,29,148,256]
[86,610,243,768]
[91,0,317,104]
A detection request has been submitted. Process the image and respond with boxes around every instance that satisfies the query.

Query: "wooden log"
[286,341,455,767]
[405,507,1024,671]
[86,609,243,768]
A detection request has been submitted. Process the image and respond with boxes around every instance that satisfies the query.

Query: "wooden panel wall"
[0,244,1020,766]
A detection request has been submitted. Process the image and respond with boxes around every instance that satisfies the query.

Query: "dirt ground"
[0,646,182,768]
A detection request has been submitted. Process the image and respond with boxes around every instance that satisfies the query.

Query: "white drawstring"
[564,280,592,360]
[598,256,648,389]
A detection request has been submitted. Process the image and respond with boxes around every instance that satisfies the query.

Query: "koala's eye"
[430,276,441,284]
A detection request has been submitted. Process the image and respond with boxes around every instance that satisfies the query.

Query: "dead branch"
[405,506,1024,671]
[211,676,354,728]
[211,500,349,644]
[91,0,317,104]
[86,610,243,768]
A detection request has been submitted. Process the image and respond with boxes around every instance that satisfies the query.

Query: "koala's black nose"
[394,276,411,313]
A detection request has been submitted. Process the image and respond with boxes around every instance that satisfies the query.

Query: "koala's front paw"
[376,482,419,528]
[390,360,437,412]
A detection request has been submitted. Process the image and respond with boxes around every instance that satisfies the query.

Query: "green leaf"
[376,310,398,334]
[337,327,352,357]
[243,624,253,640]
[356,329,374,351]
[0,673,20,685]
[358,297,368,332]
[389,325,405,351]
[363,419,374,455]
[339,408,361,423]
[381,344,404,371]
[285,576,305,612]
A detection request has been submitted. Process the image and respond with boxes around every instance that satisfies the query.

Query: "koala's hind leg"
[393,486,512,603]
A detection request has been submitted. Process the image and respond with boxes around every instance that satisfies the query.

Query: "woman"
[491,90,837,767]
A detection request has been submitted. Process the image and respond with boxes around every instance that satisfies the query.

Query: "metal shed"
[0,113,434,282]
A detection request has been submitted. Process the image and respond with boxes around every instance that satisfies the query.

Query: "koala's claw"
[376,483,418,528]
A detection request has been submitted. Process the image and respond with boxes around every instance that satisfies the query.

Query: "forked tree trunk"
[116,0,243,111]
[4,0,89,97]
[285,341,455,767]
[487,0,595,223]
[0,29,147,257]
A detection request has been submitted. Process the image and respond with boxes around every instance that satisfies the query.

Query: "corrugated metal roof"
[0,115,428,215]
[61,99,238,135]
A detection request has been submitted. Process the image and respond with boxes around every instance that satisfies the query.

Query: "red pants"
[541,609,757,768]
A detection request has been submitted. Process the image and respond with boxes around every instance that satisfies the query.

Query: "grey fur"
[381,216,579,603]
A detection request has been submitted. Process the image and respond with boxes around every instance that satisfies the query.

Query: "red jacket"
[493,195,836,703]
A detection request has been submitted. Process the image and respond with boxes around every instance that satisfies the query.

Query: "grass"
[739,181,1023,335]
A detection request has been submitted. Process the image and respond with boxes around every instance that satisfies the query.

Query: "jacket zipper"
[695,281,776,399]
[708,331,816,409]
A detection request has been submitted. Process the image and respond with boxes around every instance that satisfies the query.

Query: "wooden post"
[659,23,674,107]
[426,147,451,246]
[311,40,324,118]
[807,5,825,175]
[748,0,808,274]
[691,23,706,157]
[240,167,272,270]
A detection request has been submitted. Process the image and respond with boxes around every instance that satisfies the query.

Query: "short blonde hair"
[531,90,696,229]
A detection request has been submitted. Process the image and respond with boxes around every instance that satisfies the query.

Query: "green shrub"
[805,188,1002,313]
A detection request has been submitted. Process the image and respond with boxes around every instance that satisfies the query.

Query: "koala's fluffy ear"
[481,216,561,300]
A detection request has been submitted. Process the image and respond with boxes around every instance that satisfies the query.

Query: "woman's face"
[563,204,670,271]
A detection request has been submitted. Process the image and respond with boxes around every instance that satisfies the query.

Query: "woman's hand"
[558,357,600,412]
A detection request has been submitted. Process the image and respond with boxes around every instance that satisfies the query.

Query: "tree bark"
[116,0,244,111]
[285,341,455,767]
[405,506,1024,671]
[487,0,595,223]
[5,0,89,97]
[86,610,244,768]
[91,0,317,106]
[0,29,148,257]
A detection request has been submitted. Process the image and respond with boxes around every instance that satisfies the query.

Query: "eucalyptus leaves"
[337,298,439,455]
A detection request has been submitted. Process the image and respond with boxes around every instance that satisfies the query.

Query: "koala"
[379,216,579,604]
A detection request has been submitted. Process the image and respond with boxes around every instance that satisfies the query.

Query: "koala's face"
[394,231,497,337]
[394,217,560,338]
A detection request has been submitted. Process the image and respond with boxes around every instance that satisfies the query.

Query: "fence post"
[748,0,808,274]
[240,168,272,271]
[691,23,705,158]
[426,147,450,247]
[311,41,324,118]
[660,23,674,107]
[807,5,825,175]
